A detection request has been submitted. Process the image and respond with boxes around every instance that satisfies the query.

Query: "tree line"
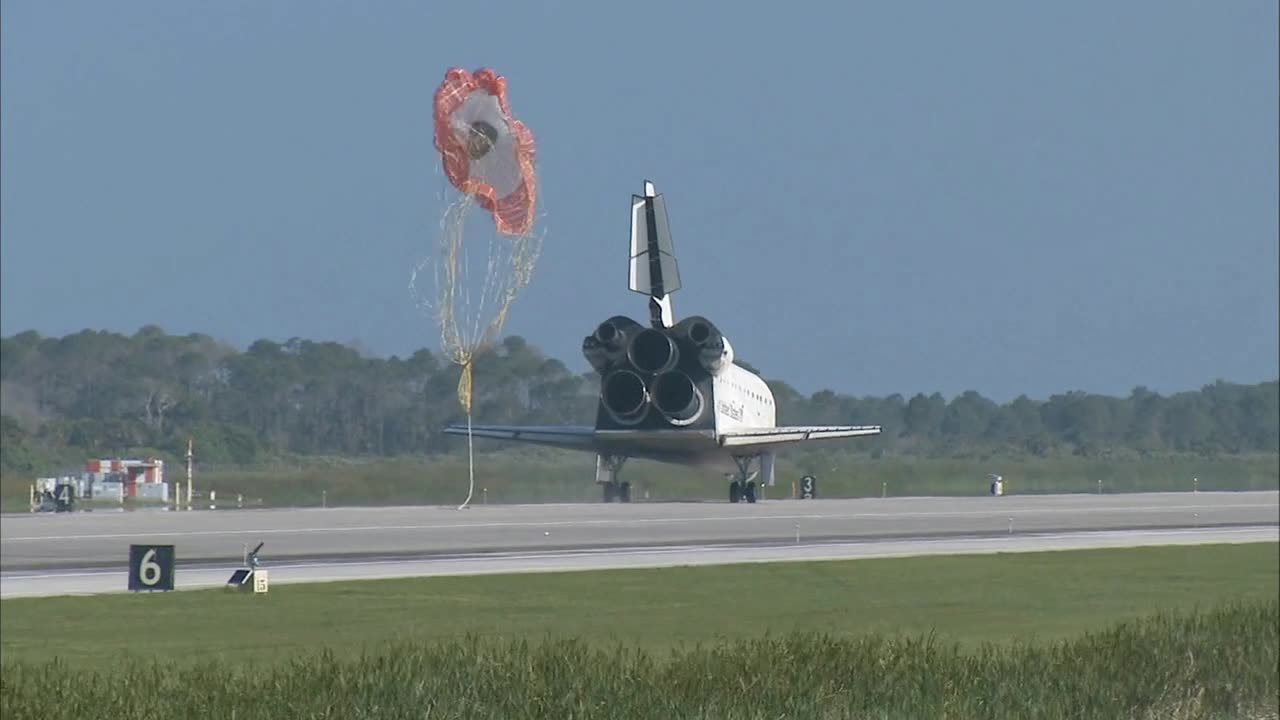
[1,326,1276,473]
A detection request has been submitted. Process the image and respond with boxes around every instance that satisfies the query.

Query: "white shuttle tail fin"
[629,180,680,328]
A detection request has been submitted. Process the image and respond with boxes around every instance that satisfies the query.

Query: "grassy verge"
[1,543,1274,669]
[6,451,1272,511]
[2,593,1276,719]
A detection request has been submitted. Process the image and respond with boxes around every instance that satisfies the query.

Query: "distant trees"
[1,327,1276,473]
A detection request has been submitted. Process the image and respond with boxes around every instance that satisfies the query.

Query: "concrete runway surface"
[2,491,1276,598]
[2,526,1275,599]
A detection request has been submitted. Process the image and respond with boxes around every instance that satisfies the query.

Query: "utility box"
[227,542,268,593]
[226,568,269,594]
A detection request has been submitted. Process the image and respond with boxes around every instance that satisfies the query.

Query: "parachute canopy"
[433,67,537,236]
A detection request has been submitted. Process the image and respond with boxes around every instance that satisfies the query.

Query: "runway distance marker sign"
[128,544,175,592]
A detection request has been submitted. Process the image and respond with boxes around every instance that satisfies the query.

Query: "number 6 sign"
[128,544,175,592]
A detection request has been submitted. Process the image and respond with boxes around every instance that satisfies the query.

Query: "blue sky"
[2,1,1276,402]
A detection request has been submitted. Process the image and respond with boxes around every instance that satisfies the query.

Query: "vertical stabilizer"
[629,180,680,328]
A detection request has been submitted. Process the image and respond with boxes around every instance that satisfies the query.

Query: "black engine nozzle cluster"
[584,314,733,427]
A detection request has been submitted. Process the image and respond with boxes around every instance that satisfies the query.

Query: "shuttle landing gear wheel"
[602,480,632,503]
[598,455,631,503]
[728,456,761,504]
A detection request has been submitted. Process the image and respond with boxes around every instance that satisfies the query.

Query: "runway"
[3,526,1275,599]
[2,491,1276,599]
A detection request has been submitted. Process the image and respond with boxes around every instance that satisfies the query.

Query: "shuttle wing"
[444,423,881,453]
[718,425,882,449]
[442,424,597,451]
[442,424,721,459]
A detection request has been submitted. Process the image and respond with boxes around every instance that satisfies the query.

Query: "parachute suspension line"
[409,188,545,511]
[427,190,543,362]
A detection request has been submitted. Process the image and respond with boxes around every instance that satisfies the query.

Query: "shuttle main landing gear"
[603,480,631,503]
[598,454,631,503]
[728,455,759,504]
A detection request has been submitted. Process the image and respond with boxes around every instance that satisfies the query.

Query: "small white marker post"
[1193,477,1198,493]
[1097,479,1103,494]
[882,481,887,498]
[794,523,800,544]
[1008,517,1013,535]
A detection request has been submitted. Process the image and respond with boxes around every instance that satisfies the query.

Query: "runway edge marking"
[2,526,1275,600]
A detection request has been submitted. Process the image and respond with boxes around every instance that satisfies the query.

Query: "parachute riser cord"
[409,187,544,511]
[457,360,475,510]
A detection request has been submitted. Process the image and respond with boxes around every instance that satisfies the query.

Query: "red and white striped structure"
[85,458,165,498]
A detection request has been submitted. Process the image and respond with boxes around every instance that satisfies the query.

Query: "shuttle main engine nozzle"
[627,328,679,375]
[651,371,705,426]
[601,369,649,425]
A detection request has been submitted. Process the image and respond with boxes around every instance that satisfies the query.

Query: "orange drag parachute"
[432,67,537,236]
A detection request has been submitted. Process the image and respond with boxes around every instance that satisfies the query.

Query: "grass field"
[1,543,1276,719]
[2,600,1275,720]
[5,451,1274,511]
[2,543,1275,668]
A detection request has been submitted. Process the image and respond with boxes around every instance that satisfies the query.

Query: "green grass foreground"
[1,544,1276,718]
[2,600,1276,719]
[2,543,1276,668]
